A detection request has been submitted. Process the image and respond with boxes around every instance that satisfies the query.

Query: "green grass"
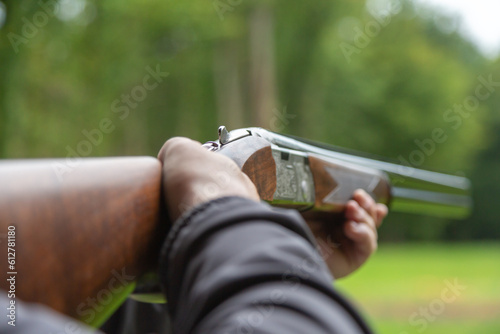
[335,243,500,334]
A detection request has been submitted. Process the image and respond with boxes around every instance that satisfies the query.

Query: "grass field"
[335,243,500,334]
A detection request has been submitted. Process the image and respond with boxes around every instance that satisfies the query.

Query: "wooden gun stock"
[0,157,167,326]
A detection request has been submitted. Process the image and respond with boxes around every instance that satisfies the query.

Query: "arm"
[161,197,372,334]
[157,138,374,333]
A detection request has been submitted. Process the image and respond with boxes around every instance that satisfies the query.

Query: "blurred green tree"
[0,0,497,240]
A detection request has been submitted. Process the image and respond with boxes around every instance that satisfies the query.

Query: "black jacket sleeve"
[159,196,372,334]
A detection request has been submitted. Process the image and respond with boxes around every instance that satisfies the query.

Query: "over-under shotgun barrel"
[213,127,472,219]
[265,130,472,219]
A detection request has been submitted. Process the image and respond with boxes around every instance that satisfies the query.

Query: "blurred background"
[0,0,499,332]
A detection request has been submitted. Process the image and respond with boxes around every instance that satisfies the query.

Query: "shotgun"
[0,126,471,327]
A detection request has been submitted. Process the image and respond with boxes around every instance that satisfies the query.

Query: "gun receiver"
[209,126,471,219]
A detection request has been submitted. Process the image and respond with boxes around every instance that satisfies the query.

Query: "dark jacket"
[1,197,372,334]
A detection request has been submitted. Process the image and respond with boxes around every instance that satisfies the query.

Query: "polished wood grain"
[0,157,166,323]
[218,136,277,201]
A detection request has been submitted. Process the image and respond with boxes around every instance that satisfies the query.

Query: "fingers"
[157,136,260,221]
[343,219,377,260]
[375,203,388,225]
[353,189,388,228]
[345,200,377,235]
[341,189,389,266]
[344,197,379,258]
[353,189,377,218]
[312,189,389,279]
[157,137,202,162]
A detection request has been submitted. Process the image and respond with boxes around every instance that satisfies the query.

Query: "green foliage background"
[336,243,500,333]
[0,0,499,241]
